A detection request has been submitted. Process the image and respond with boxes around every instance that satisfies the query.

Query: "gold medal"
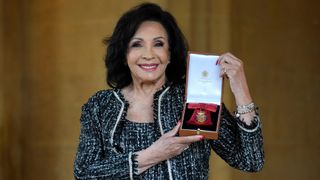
[196,110,207,123]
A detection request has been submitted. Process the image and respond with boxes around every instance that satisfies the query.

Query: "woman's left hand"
[218,53,256,125]
[218,52,253,106]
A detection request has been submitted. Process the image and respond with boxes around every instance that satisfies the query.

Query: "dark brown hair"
[104,2,188,88]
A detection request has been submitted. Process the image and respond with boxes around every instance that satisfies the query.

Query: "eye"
[154,41,164,47]
[130,42,142,48]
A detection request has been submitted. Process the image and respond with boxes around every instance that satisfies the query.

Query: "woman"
[74,3,264,180]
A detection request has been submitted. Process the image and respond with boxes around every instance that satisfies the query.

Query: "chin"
[139,75,166,84]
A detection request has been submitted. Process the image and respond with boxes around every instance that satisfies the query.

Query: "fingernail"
[199,135,205,140]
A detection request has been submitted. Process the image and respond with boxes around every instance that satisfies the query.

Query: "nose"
[142,47,155,60]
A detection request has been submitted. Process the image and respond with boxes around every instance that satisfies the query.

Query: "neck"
[130,78,166,96]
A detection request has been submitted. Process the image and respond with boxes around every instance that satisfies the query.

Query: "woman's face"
[126,21,170,85]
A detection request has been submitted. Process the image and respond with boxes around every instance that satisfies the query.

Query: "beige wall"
[1,0,320,179]
[1,0,24,179]
[0,0,4,178]
[229,1,320,179]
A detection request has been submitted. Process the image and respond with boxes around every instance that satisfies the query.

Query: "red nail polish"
[199,135,205,140]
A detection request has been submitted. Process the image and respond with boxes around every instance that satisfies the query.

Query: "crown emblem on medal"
[201,70,208,78]
[196,110,207,123]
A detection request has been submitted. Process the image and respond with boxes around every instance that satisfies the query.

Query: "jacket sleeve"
[73,98,136,180]
[210,105,265,172]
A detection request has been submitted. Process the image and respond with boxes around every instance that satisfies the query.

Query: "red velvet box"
[179,52,224,139]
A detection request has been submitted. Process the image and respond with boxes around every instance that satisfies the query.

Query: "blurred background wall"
[1,0,319,179]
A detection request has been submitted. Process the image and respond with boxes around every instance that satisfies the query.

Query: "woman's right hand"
[136,121,204,174]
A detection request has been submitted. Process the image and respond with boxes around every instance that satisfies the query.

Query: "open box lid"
[186,53,222,105]
[179,52,223,139]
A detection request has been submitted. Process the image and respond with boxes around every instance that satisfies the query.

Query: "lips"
[139,64,158,71]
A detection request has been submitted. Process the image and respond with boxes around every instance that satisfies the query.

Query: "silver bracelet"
[237,115,261,133]
[235,102,255,117]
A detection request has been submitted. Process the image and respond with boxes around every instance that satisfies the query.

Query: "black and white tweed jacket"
[74,83,264,179]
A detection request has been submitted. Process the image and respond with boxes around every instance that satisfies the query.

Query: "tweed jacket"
[74,83,264,179]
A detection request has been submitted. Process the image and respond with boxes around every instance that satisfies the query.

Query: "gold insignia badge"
[196,110,206,123]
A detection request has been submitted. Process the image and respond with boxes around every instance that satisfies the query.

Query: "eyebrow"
[154,36,166,40]
[130,36,166,41]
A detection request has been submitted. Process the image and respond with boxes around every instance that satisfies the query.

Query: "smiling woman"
[123,21,171,124]
[126,21,170,86]
[104,3,188,90]
[74,2,264,180]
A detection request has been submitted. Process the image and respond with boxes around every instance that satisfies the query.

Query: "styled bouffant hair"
[104,2,188,88]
